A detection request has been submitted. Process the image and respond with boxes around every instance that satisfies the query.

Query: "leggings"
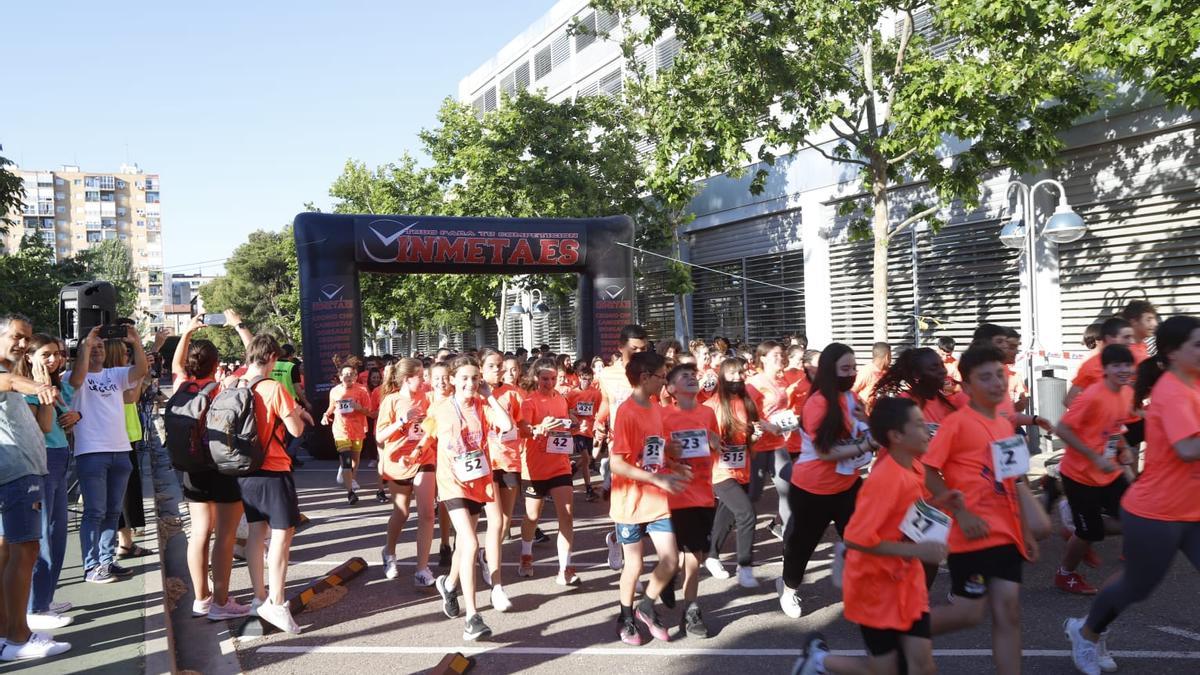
[1086,509,1200,634]
[782,479,861,589]
[710,479,756,566]
[748,447,791,522]
[118,444,145,531]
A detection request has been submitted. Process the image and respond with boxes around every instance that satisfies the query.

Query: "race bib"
[836,449,873,475]
[642,435,665,470]
[991,435,1029,481]
[574,401,594,417]
[717,444,747,470]
[1103,434,1121,460]
[770,410,800,434]
[900,499,951,544]
[926,423,940,439]
[452,450,489,482]
[407,424,425,442]
[700,374,718,393]
[547,430,574,454]
[336,399,353,414]
[499,426,519,443]
[671,429,710,459]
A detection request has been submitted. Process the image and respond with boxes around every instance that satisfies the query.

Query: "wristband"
[1032,415,1040,426]
[236,322,247,330]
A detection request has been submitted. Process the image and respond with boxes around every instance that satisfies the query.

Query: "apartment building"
[162,272,218,334]
[3,163,166,327]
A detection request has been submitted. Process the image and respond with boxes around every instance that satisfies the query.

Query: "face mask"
[837,375,856,392]
[726,381,746,394]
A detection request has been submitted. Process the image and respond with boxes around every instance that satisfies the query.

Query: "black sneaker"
[438,543,453,568]
[584,487,598,502]
[109,562,135,577]
[462,613,491,641]
[375,489,388,504]
[768,519,785,543]
[791,632,830,675]
[660,578,677,609]
[435,575,461,618]
[684,605,709,638]
[532,527,550,544]
[617,615,643,645]
[347,491,359,505]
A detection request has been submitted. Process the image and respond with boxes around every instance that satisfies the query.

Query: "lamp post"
[999,179,1087,436]
[507,288,550,352]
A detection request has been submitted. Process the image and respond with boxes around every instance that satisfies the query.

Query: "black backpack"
[163,380,219,473]
[207,376,281,476]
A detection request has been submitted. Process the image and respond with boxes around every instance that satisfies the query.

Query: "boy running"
[323,365,374,504]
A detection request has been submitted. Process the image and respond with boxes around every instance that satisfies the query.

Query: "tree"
[76,238,139,318]
[198,226,300,353]
[0,234,85,331]
[0,150,22,235]
[597,0,1099,341]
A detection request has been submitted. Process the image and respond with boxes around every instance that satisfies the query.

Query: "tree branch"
[801,139,870,167]
[829,116,862,144]
[887,147,918,165]
[888,205,939,237]
[892,8,915,90]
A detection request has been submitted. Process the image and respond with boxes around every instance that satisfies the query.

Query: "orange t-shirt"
[852,362,884,408]
[487,384,523,472]
[376,390,431,481]
[597,364,634,432]
[251,379,297,472]
[923,405,1026,555]
[747,371,789,452]
[432,396,499,504]
[706,396,752,485]
[790,391,867,495]
[567,387,602,437]
[1121,372,1200,522]
[842,454,931,630]
[1130,342,1150,364]
[329,382,372,442]
[609,397,671,524]
[903,391,969,427]
[1060,382,1133,487]
[520,390,574,481]
[1071,353,1105,390]
[784,369,814,452]
[661,403,718,509]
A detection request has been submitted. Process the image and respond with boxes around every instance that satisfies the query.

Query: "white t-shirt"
[71,366,135,455]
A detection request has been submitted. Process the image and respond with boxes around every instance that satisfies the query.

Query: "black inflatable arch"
[292,212,635,442]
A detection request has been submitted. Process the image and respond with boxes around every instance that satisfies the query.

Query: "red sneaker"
[517,554,535,578]
[1055,570,1098,595]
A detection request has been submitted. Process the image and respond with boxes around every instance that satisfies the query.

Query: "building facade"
[445,2,1200,372]
[162,272,218,335]
[3,164,166,327]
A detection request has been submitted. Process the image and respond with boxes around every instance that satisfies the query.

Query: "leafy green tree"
[0,151,22,235]
[0,234,86,331]
[76,238,139,318]
[596,0,1100,341]
[199,226,300,353]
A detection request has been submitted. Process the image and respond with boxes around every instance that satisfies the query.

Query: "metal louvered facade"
[635,268,676,344]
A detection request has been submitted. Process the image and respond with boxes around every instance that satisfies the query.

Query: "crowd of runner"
[0,297,1196,675]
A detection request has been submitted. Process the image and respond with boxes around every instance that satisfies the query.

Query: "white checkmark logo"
[604,285,625,299]
[361,221,418,263]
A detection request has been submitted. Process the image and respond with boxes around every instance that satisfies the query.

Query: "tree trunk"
[871,164,891,343]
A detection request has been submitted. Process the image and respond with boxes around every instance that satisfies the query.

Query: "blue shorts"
[0,474,44,544]
[615,517,673,545]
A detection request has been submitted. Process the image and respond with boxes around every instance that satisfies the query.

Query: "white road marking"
[257,645,1200,659]
[1154,626,1200,642]
[287,558,786,569]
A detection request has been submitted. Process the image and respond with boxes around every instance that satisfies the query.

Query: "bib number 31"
[642,435,665,471]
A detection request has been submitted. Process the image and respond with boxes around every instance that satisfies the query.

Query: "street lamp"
[507,287,550,352]
[1000,178,1087,440]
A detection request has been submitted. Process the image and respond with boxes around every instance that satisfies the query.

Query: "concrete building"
[451,0,1200,373]
[162,272,218,335]
[2,163,166,327]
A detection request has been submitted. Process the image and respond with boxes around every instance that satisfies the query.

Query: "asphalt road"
[226,460,1200,675]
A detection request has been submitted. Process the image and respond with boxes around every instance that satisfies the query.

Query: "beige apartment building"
[3,164,166,328]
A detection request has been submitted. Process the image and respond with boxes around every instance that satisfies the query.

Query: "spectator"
[68,324,148,584]
[104,331,153,561]
[0,313,70,661]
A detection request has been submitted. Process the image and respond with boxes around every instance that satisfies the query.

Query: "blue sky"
[0,1,553,275]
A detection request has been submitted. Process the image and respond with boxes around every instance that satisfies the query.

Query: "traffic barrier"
[236,556,368,638]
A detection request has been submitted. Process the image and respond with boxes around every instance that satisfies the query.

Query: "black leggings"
[710,479,756,566]
[1086,509,1200,634]
[782,479,861,589]
[118,444,145,530]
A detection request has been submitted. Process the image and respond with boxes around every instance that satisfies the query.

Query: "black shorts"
[443,497,484,516]
[391,464,434,487]
[1062,474,1128,542]
[948,544,1024,599]
[1123,419,1145,448]
[182,470,241,504]
[493,469,521,489]
[574,436,594,455]
[671,506,716,553]
[525,473,573,498]
[238,471,301,529]
[860,612,932,656]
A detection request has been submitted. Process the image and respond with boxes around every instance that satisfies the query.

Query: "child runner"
[375,358,437,587]
[746,341,792,540]
[432,356,514,641]
[610,351,690,645]
[704,357,762,588]
[322,365,374,504]
[661,363,721,637]
[567,365,602,502]
[517,358,580,587]
[426,362,456,569]
[1065,315,1200,675]
[780,343,877,619]
[1063,317,1135,406]
[1053,344,1135,596]
[924,346,1041,675]
[476,349,522,611]
[792,397,961,675]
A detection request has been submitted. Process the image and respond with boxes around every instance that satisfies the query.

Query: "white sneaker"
[48,601,72,613]
[1064,617,1101,675]
[478,549,492,587]
[192,597,212,617]
[249,595,264,617]
[605,531,623,571]
[736,565,759,588]
[352,479,361,491]
[368,460,378,468]
[1097,632,1117,672]
[704,557,731,579]
[335,466,344,484]
[491,585,512,612]
[414,568,436,588]
[382,550,399,580]
[257,598,301,634]
[207,598,252,621]
[26,612,72,630]
[0,633,71,661]
[830,542,846,589]
[777,578,802,618]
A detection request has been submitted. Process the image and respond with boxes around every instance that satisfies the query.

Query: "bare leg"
[245,521,268,602]
[681,551,701,602]
[550,485,575,573]
[266,527,295,605]
[988,580,1022,675]
[619,540,644,606]
[413,473,436,570]
[186,502,215,603]
[211,502,243,606]
[385,482,414,556]
[1,540,39,643]
[645,531,679,600]
[448,507,481,615]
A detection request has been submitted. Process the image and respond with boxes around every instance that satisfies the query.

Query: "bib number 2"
[991,435,1029,481]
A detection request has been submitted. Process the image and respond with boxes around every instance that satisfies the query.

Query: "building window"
[116,179,126,188]
[145,191,160,203]
[86,232,103,243]
[55,192,64,200]
[55,206,65,214]
[117,207,126,216]
[57,219,66,226]
[100,193,115,202]
[136,220,144,227]
[73,179,81,186]
[85,191,100,202]
[55,178,65,186]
